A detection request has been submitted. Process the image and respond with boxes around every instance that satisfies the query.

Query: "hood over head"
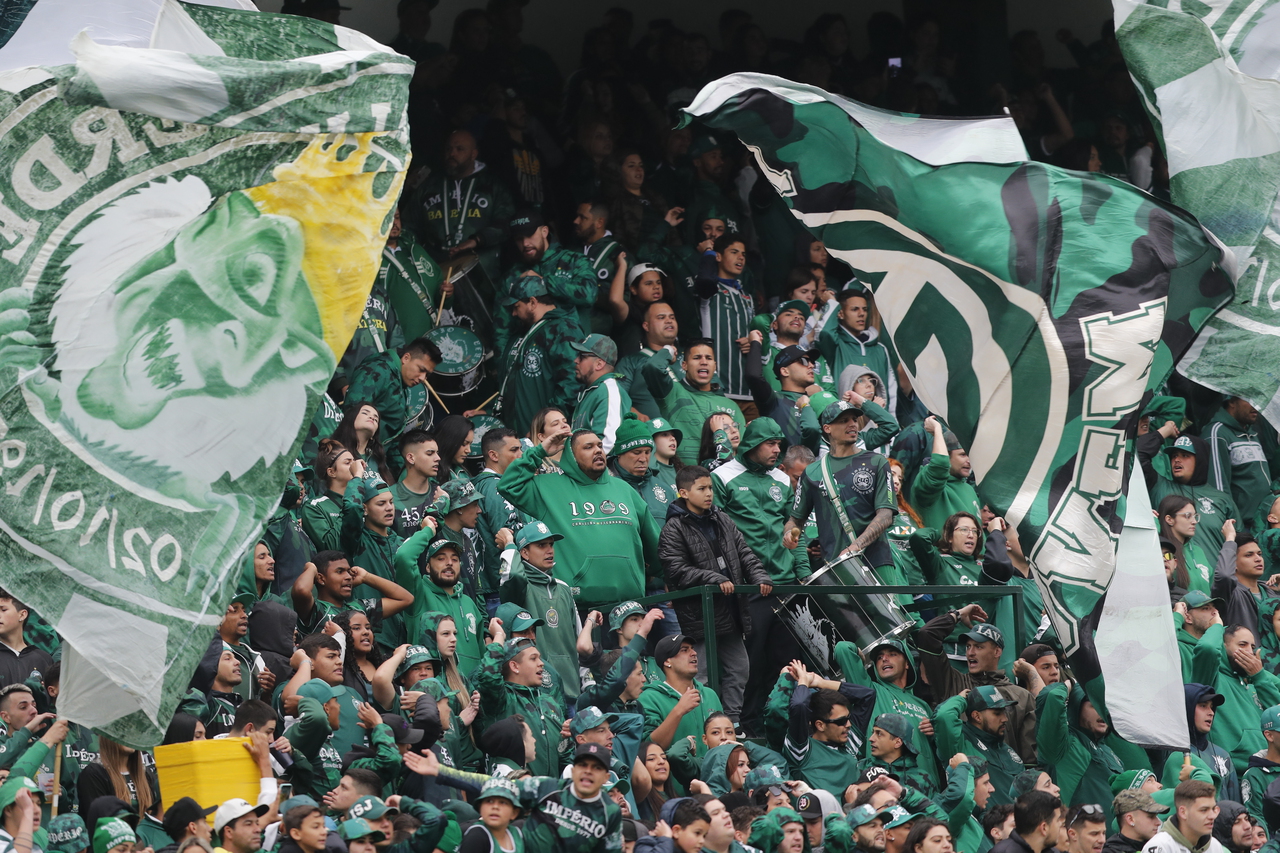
[837,364,885,401]
[1212,801,1249,853]
[737,417,785,471]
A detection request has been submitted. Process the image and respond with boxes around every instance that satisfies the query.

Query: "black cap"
[573,742,611,768]
[380,713,425,745]
[163,798,216,840]
[653,634,692,667]
[509,210,545,238]
[795,793,822,819]
[772,345,818,378]
[857,766,895,785]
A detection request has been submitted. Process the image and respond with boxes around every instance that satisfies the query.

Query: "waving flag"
[683,74,1232,745]
[0,0,411,746]
[1115,0,1280,425]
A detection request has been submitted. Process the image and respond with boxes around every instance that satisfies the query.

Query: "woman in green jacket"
[302,439,361,552]
[419,612,484,772]
[1159,494,1214,596]
[1259,598,1280,675]
[909,512,1014,590]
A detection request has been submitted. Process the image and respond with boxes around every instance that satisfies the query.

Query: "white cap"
[213,798,269,833]
[625,263,667,288]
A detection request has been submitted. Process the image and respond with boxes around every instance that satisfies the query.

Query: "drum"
[466,415,507,459]
[427,325,485,396]
[776,551,916,676]
[445,254,480,285]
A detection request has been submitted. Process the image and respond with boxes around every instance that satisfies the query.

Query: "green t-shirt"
[790,451,896,567]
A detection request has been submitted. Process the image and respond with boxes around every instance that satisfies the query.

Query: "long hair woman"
[332,402,388,482]
[435,416,475,484]
[302,439,361,552]
[331,608,384,704]
[1158,494,1213,595]
[529,408,569,471]
[78,735,160,819]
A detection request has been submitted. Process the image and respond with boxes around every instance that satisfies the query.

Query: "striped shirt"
[700,280,754,400]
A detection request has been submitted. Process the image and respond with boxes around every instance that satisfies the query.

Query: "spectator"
[639,635,725,752]
[817,289,897,418]
[644,340,747,467]
[775,660,873,798]
[0,592,54,689]
[1214,525,1272,637]
[1143,781,1222,853]
[473,622,566,778]
[1036,682,1123,807]
[1242,705,1280,825]
[1139,432,1239,564]
[572,334,632,451]
[616,300,679,419]
[990,790,1063,853]
[388,431,442,538]
[495,276,584,438]
[1104,790,1168,853]
[743,337,822,453]
[393,538,486,676]
[693,233,754,402]
[1190,622,1280,774]
[1204,398,1270,531]
[345,337,442,476]
[910,416,982,531]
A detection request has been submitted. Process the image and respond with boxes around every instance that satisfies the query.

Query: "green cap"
[515,520,562,548]
[745,764,787,796]
[608,600,645,632]
[476,778,521,808]
[1181,590,1222,609]
[0,776,40,812]
[412,677,457,702]
[426,539,462,560]
[348,796,398,822]
[648,417,683,443]
[510,274,548,301]
[339,819,386,844]
[609,413,654,457]
[297,678,344,704]
[603,778,631,796]
[1262,705,1280,733]
[46,815,87,853]
[774,299,811,319]
[847,805,894,829]
[873,713,917,755]
[966,685,1016,712]
[442,479,480,511]
[496,602,543,633]
[229,593,256,609]
[357,478,392,504]
[92,819,136,853]
[571,706,620,736]
[570,334,619,365]
[1163,434,1199,457]
[960,623,1004,648]
[394,645,441,680]
[688,130,723,159]
[819,400,860,425]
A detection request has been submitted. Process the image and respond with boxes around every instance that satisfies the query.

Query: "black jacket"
[658,499,771,641]
[990,832,1038,853]
[1101,833,1145,853]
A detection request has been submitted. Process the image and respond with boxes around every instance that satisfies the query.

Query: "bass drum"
[426,325,485,396]
[466,415,507,459]
[776,551,916,677]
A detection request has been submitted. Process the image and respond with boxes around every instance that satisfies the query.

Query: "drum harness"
[382,245,433,313]
[442,175,479,249]
[818,455,862,557]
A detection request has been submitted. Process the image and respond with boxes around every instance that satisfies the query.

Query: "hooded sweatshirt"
[1259,599,1280,676]
[835,365,901,453]
[1135,816,1227,853]
[1138,431,1241,568]
[712,418,805,584]
[1239,749,1280,824]
[1191,623,1280,774]
[1159,683,1237,800]
[472,641,568,778]
[1205,408,1273,533]
[909,451,982,532]
[498,439,661,608]
[1212,801,1251,853]
[499,546,583,703]
[818,322,898,419]
[393,528,487,676]
[832,640,935,775]
[1034,682,1124,807]
[642,347,748,466]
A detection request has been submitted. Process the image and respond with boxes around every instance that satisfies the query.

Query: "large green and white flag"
[1116,0,1280,424]
[683,74,1233,746]
[0,0,411,746]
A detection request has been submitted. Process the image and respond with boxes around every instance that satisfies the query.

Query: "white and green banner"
[0,0,411,746]
[1115,0,1280,424]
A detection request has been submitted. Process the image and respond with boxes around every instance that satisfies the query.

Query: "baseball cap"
[348,795,399,822]
[1181,590,1222,609]
[0,776,40,812]
[774,299,812,319]
[603,778,631,796]
[162,798,217,840]
[509,210,545,238]
[441,480,480,511]
[571,706,620,736]
[501,637,538,664]
[961,623,1004,648]
[476,777,522,808]
[626,263,667,288]
[1163,435,1199,457]
[857,766,894,785]
[1112,790,1169,818]
[882,806,922,830]
[872,713,918,755]
[819,400,861,425]
[745,764,787,796]
[339,819,386,844]
[297,678,344,704]
[573,742,611,768]
[1262,705,1280,732]
[279,795,320,814]
[795,794,822,820]
[45,815,87,853]
[773,345,818,378]
[356,478,392,504]
[229,593,256,609]
[496,601,544,633]
[379,713,425,745]
[653,634,693,666]
[1019,643,1057,665]
[515,520,562,549]
[966,685,1016,713]
[688,131,723,159]
[213,798,269,833]
[394,645,440,680]
[648,417,683,443]
[608,601,645,632]
[92,819,136,853]
[570,334,619,365]
[509,274,548,301]
[425,539,462,560]
[847,805,894,829]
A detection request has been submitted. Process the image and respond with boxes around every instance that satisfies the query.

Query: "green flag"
[682,74,1234,658]
[0,2,411,746]
[1116,0,1280,424]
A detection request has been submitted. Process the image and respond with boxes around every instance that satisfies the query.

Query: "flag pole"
[50,746,61,816]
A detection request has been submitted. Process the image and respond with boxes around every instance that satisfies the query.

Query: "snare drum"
[466,415,507,458]
[777,551,916,675]
[427,325,485,396]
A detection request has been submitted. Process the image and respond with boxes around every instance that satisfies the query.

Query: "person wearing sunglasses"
[1062,804,1108,853]
[743,335,825,456]
[777,659,874,800]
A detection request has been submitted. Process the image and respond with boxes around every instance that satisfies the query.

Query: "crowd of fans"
[0,7,1270,853]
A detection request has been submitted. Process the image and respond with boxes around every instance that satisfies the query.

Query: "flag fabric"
[0,0,411,746]
[681,74,1234,667]
[1115,0,1280,425]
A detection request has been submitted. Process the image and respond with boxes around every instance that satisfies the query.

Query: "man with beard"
[616,301,678,420]
[935,686,1026,806]
[572,334,631,453]
[473,620,567,777]
[406,130,514,289]
[991,791,1065,853]
[1211,802,1254,853]
[395,539,486,675]
[572,199,624,333]
[1062,806,1108,853]
[847,805,892,853]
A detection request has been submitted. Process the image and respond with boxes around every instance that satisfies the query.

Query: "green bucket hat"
[847,805,894,829]
[609,413,654,457]
[394,645,441,680]
[46,815,87,853]
[476,778,521,808]
[441,479,480,511]
[608,600,645,632]
[510,274,548,301]
[0,776,40,812]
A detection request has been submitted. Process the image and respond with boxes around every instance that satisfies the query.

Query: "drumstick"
[437,265,453,322]
[424,379,451,414]
[473,389,499,411]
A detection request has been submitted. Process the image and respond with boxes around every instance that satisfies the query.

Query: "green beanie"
[609,413,654,457]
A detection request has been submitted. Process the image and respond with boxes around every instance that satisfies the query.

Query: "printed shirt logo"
[652,485,667,503]
[601,500,616,514]
[852,468,875,493]
[768,483,784,502]
[1198,497,1215,513]
[523,348,543,376]
[545,607,560,628]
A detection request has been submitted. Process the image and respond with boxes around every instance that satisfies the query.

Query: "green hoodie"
[1035,682,1124,807]
[934,693,1025,806]
[498,306,586,438]
[910,453,982,531]
[642,347,747,466]
[1259,598,1280,676]
[498,441,661,608]
[473,641,568,777]
[637,679,724,750]
[340,477,404,603]
[393,529,487,676]
[833,640,936,782]
[1191,623,1280,773]
[472,468,530,596]
[1205,408,1273,532]
[499,546,583,703]
[711,418,806,584]
[668,740,786,796]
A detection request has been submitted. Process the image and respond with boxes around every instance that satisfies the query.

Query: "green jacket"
[642,347,747,466]
[642,459,679,520]
[638,679,724,749]
[1241,755,1280,825]
[497,306,585,437]
[473,641,568,778]
[340,477,403,601]
[301,489,345,553]
[345,350,429,455]
[934,693,1025,806]
[1192,622,1280,773]
[0,734,81,823]
[573,374,632,453]
[681,740,786,797]
[498,442,661,608]
[1140,432,1240,563]
[500,548,583,703]
[284,695,344,797]
[406,166,515,286]
[472,468,529,596]
[910,453,982,532]
[513,774,623,853]
[494,243,598,359]
[933,760,990,853]
[380,233,439,342]
[1035,683,1124,807]
[394,528,487,676]
[1205,409,1274,532]
[577,631,655,713]
[617,346,662,419]
[711,418,806,584]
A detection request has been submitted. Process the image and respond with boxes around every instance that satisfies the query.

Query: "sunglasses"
[822,715,851,727]
[1068,804,1105,826]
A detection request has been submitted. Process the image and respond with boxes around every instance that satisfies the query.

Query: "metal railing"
[632,584,1026,693]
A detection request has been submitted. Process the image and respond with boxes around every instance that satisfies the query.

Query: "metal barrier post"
[702,585,720,694]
